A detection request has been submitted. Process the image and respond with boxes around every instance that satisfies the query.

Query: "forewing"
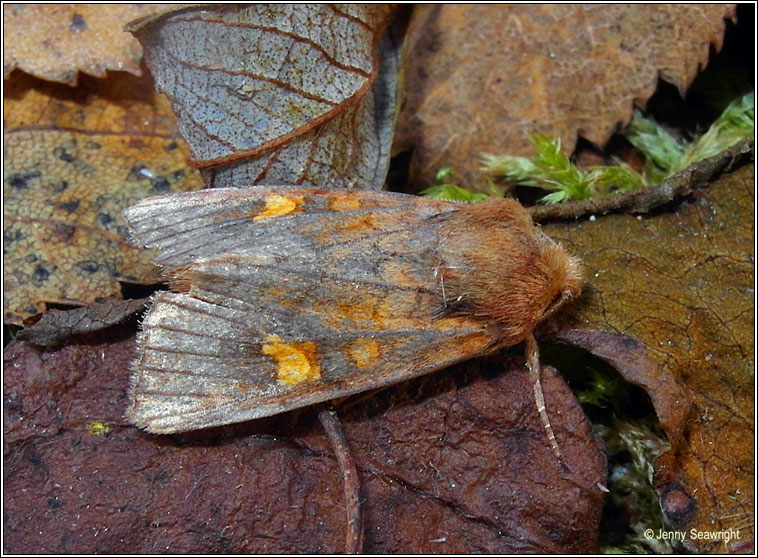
[126,188,499,433]
[124,187,445,269]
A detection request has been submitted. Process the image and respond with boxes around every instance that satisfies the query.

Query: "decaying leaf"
[128,4,400,189]
[2,4,172,85]
[395,4,736,189]
[3,72,204,325]
[17,298,147,346]
[3,329,606,553]
[543,163,754,552]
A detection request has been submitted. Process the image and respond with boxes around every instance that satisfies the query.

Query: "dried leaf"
[2,4,173,85]
[17,298,147,346]
[543,163,754,552]
[551,328,691,445]
[395,4,736,189]
[3,331,606,553]
[129,4,400,189]
[3,72,204,325]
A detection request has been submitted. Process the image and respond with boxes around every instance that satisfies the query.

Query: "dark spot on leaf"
[7,170,41,190]
[53,147,76,163]
[32,266,51,286]
[5,392,23,414]
[9,176,28,189]
[95,297,107,304]
[26,448,43,468]
[4,229,25,243]
[58,200,80,213]
[50,180,69,193]
[172,170,186,180]
[98,213,113,226]
[70,12,88,32]
[76,261,99,274]
[52,224,76,240]
[620,335,642,350]
[25,306,39,315]
[165,142,178,151]
[85,141,101,150]
[25,254,38,263]
[152,177,170,192]
[48,497,64,510]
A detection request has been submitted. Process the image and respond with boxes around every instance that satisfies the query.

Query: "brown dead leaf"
[551,328,692,447]
[544,163,754,552]
[129,4,401,190]
[395,4,736,190]
[3,4,172,85]
[16,298,147,346]
[3,330,606,553]
[3,71,204,325]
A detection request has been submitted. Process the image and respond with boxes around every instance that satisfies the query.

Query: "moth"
[124,188,582,447]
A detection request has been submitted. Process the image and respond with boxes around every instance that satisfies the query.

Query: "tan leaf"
[129,4,400,189]
[395,4,736,189]
[3,4,173,85]
[544,163,754,552]
[3,72,205,325]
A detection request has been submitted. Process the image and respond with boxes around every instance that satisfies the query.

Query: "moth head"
[534,232,583,320]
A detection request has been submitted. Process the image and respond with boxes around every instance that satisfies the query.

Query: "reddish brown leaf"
[551,328,691,445]
[3,330,606,553]
[395,4,736,190]
[2,4,173,85]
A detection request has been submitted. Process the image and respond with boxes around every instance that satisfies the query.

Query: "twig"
[317,404,363,554]
[529,138,753,222]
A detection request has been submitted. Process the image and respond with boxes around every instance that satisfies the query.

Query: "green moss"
[419,167,494,202]
[480,91,753,204]
[419,183,491,203]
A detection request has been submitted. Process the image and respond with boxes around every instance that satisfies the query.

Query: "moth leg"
[524,334,566,466]
[317,405,363,554]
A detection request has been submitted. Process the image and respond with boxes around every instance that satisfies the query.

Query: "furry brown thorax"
[439,198,583,347]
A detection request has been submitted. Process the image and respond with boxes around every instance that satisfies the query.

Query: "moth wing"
[123,187,443,269]
[131,290,495,434]
[126,188,499,433]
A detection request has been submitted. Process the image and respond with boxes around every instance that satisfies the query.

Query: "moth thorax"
[442,231,582,345]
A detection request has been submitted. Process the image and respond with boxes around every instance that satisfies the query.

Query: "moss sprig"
[480,91,754,204]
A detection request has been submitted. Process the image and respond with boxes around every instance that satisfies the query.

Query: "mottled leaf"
[395,4,736,189]
[3,72,204,325]
[544,163,754,552]
[129,4,400,189]
[2,4,172,85]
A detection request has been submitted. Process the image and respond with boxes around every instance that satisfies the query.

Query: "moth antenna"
[524,334,567,468]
